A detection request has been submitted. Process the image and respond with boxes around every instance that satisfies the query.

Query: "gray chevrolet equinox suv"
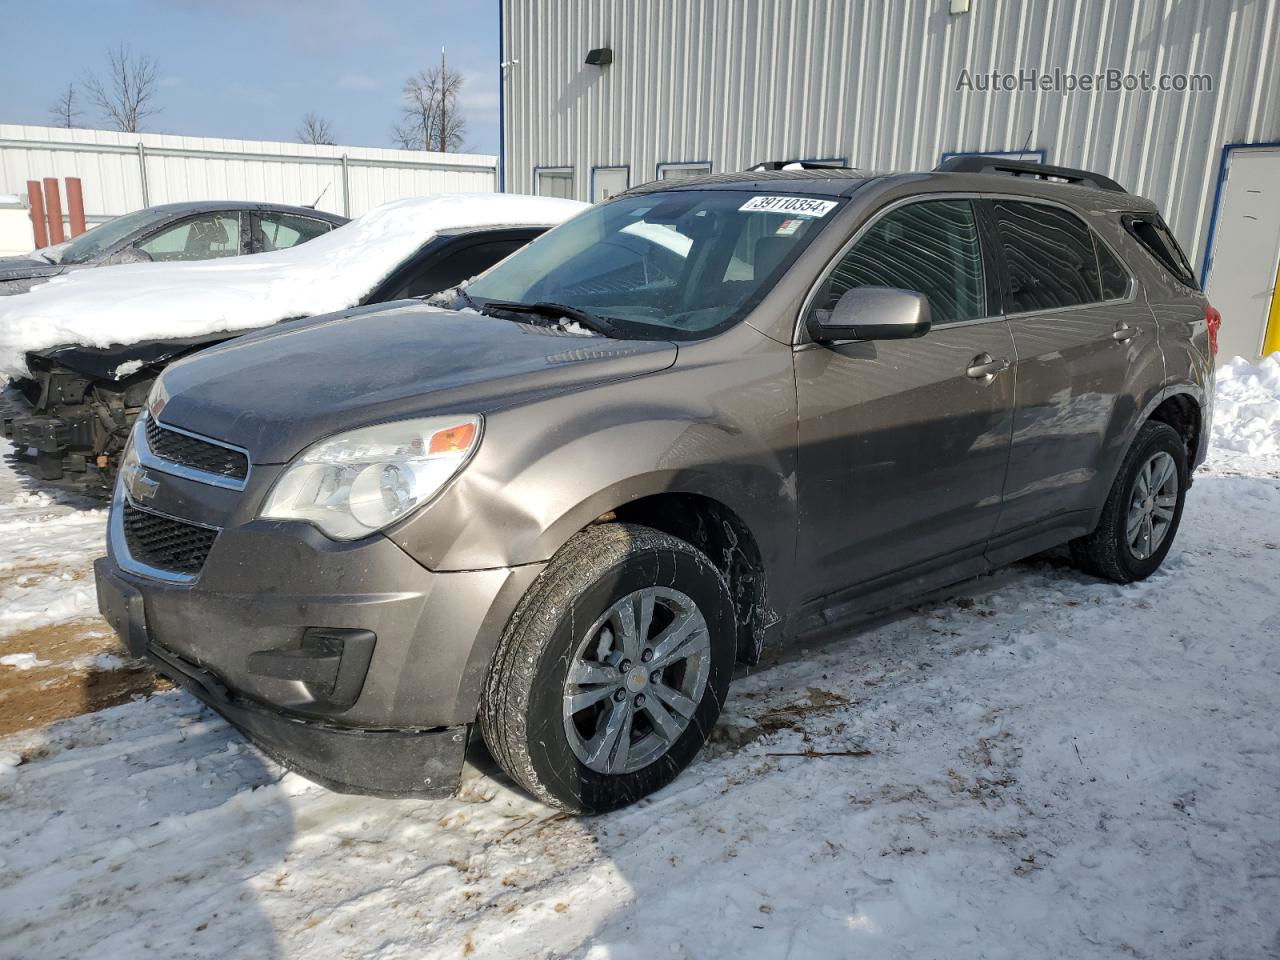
[95,157,1217,812]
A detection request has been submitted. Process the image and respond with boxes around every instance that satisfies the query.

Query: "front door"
[1204,147,1280,362]
[794,198,1015,600]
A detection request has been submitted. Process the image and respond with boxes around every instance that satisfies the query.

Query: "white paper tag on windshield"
[739,196,838,218]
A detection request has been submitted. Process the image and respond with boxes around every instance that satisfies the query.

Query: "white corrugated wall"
[0,124,498,229]
[501,0,1280,267]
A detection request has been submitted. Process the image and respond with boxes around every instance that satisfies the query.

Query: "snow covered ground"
[1,360,1279,960]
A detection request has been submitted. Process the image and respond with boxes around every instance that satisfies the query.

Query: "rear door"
[793,197,1016,599]
[983,197,1154,540]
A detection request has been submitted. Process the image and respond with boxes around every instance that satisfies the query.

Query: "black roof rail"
[749,159,855,171]
[934,155,1127,193]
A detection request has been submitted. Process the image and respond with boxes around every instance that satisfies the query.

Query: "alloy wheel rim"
[562,586,711,775]
[1127,451,1178,561]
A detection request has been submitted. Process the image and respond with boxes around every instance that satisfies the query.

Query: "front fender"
[387,326,799,595]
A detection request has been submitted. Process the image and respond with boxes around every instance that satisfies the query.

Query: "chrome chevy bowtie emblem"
[124,463,160,501]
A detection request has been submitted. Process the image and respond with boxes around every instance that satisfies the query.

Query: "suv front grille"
[145,417,248,481]
[121,501,219,576]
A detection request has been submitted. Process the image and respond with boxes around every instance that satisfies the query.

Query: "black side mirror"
[807,286,932,343]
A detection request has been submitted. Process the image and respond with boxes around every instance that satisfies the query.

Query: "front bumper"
[97,557,468,797]
[96,455,546,796]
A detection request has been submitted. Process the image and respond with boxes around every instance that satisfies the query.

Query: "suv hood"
[158,303,678,464]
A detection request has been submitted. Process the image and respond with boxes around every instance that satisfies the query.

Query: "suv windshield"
[49,207,174,264]
[465,189,840,338]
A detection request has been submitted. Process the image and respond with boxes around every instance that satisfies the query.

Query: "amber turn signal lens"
[428,422,477,455]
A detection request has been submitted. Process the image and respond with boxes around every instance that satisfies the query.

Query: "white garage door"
[1205,147,1280,362]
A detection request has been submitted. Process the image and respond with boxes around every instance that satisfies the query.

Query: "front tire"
[480,523,736,813]
[1070,420,1189,583]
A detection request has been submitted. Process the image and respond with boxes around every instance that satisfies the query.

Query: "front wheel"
[1070,420,1189,583]
[479,522,736,813]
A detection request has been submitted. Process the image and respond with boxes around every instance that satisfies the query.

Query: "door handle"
[966,354,1011,381]
[1112,325,1137,342]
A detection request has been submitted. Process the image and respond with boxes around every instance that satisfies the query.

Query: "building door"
[592,167,628,203]
[1205,147,1280,362]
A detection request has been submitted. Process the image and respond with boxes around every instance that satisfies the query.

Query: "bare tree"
[84,45,161,132]
[391,50,466,152]
[297,112,337,145]
[48,83,83,128]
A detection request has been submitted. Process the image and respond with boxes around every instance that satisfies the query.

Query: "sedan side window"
[138,213,241,261]
[819,199,986,326]
[990,200,1101,313]
[253,213,333,253]
[383,239,528,300]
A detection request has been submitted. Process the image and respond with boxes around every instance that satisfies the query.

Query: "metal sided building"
[499,0,1280,361]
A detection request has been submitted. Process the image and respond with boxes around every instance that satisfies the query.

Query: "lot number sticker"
[739,196,838,218]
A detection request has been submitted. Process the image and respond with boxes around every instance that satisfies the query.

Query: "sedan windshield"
[51,207,174,264]
[464,189,840,339]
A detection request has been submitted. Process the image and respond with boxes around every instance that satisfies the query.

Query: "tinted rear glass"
[1124,215,1198,289]
[991,200,1100,313]
[1096,236,1131,300]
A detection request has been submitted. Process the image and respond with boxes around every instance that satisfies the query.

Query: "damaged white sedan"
[0,193,585,495]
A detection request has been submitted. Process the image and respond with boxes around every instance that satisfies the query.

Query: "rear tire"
[1070,420,1188,583]
[479,522,735,813]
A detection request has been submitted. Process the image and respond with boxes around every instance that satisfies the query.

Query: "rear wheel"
[1070,420,1188,583]
[480,522,735,813]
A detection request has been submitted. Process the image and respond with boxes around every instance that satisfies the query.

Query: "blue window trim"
[939,148,1047,165]
[590,164,631,201]
[533,165,574,197]
[1200,140,1280,287]
[655,160,712,180]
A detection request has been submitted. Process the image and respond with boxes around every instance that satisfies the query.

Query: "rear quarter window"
[1123,215,1199,289]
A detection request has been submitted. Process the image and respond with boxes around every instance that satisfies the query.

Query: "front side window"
[52,207,174,264]
[991,200,1100,313]
[466,189,840,339]
[253,212,332,253]
[138,213,241,261]
[817,199,986,327]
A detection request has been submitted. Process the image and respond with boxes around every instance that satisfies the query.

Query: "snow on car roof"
[0,193,587,379]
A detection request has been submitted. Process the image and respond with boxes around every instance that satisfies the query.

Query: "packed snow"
[0,194,587,379]
[0,359,1278,959]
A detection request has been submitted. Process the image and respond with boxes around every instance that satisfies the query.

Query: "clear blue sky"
[0,0,500,153]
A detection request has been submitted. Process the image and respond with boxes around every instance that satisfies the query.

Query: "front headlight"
[260,415,482,540]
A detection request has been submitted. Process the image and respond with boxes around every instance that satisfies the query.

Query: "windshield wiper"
[479,300,621,337]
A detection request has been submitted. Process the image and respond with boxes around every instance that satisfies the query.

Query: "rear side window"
[990,200,1099,313]
[384,238,528,300]
[1096,237,1131,300]
[820,199,986,326]
[253,212,333,253]
[1124,215,1198,289]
